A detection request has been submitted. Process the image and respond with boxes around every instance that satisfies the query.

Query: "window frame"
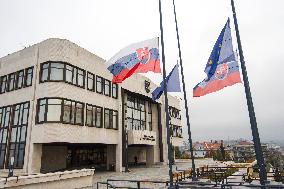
[85,104,103,128]
[36,97,85,126]
[0,101,30,169]
[16,70,25,90]
[104,108,118,130]
[7,72,16,92]
[0,75,7,94]
[104,79,111,97]
[96,75,103,94]
[112,83,118,99]
[24,67,34,87]
[39,61,86,89]
[87,72,95,91]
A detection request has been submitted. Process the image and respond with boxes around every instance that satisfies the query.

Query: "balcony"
[127,130,156,145]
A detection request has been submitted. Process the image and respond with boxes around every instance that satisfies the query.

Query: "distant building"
[0,38,183,175]
[230,140,269,163]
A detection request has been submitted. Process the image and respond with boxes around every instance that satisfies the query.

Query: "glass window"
[16,70,24,89]
[104,109,110,128]
[112,83,118,98]
[86,104,103,128]
[46,99,61,122]
[104,79,111,96]
[0,102,30,169]
[8,73,16,91]
[87,72,95,91]
[96,107,102,128]
[104,109,117,129]
[0,76,7,93]
[112,111,118,129]
[75,102,84,125]
[86,105,92,126]
[41,63,49,82]
[63,100,72,123]
[37,99,47,122]
[36,98,84,126]
[50,63,64,81]
[126,94,146,131]
[77,69,85,87]
[25,67,33,87]
[96,76,103,94]
[65,65,73,83]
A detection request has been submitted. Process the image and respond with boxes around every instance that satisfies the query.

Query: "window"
[6,102,29,168]
[104,108,118,129]
[0,76,7,94]
[169,106,181,120]
[37,99,47,123]
[96,76,103,94]
[87,72,95,91]
[46,99,61,122]
[170,124,182,138]
[50,63,64,81]
[77,69,85,87]
[0,106,11,168]
[112,83,118,99]
[37,98,84,126]
[85,104,103,128]
[147,102,153,131]
[41,63,49,82]
[0,66,33,95]
[25,67,33,87]
[104,79,111,96]
[0,102,30,169]
[16,70,24,89]
[65,65,73,83]
[7,73,16,92]
[39,62,85,88]
[126,95,146,130]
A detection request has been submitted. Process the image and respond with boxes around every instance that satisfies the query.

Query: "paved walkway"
[88,158,217,189]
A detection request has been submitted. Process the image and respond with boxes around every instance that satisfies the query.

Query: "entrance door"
[67,144,107,171]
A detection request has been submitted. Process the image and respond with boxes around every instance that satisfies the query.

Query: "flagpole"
[230,0,267,185]
[158,0,174,186]
[172,0,197,181]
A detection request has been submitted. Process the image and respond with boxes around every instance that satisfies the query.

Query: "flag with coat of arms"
[106,38,161,83]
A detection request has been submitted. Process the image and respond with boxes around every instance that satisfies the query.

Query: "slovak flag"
[106,38,161,83]
[193,18,241,97]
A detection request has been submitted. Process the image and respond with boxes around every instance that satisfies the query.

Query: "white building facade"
[0,38,183,175]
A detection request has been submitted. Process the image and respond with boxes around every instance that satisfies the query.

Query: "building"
[0,38,183,175]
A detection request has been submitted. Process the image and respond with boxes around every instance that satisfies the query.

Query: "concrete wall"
[41,145,68,173]
[0,169,94,189]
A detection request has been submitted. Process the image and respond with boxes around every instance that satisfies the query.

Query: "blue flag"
[152,64,181,101]
[193,18,241,97]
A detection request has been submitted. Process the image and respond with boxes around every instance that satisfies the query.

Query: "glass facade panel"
[25,67,33,87]
[87,72,95,91]
[96,76,103,93]
[16,70,24,89]
[8,73,16,91]
[0,76,7,93]
[126,94,146,130]
[104,79,111,96]
[65,65,73,83]
[50,63,64,80]
[112,84,118,98]
[36,98,84,126]
[0,102,29,169]
[41,63,49,82]
[46,99,61,122]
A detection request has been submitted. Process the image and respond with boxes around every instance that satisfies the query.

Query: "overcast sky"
[1,0,283,143]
